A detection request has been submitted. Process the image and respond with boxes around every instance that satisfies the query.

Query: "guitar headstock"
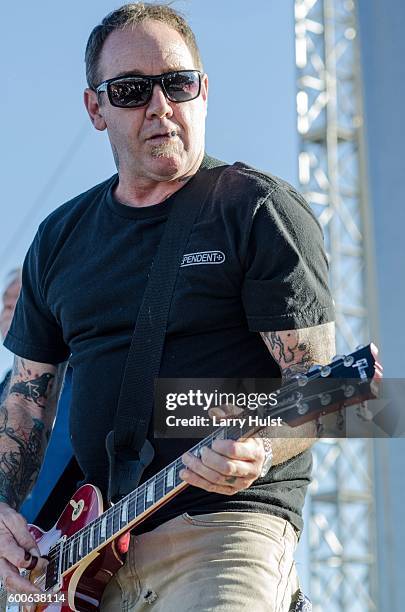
[276,343,382,428]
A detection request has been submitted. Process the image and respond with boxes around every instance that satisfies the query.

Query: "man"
[0,3,335,611]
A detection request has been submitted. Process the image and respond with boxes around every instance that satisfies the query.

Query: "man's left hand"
[180,428,265,495]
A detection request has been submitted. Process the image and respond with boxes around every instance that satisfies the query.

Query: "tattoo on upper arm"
[260,322,336,380]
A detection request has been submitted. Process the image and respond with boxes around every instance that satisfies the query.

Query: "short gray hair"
[85,2,203,90]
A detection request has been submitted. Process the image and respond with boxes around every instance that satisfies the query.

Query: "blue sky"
[0,0,297,376]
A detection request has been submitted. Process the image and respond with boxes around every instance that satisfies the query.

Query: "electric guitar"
[2,344,382,611]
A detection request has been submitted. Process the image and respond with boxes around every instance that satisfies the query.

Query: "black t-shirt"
[5,156,334,534]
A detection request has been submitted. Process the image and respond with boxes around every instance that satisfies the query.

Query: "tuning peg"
[316,417,324,436]
[336,409,345,431]
[343,355,354,367]
[332,354,344,361]
[320,365,332,377]
[308,364,322,374]
[320,393,332,406]
[356,401,373,421]
[296,374,308,387]
[355,344,365,350]
[344,385,355,398]
[297,402,309,415]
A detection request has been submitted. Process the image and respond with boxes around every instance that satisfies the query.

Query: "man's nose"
[145,84,173,120]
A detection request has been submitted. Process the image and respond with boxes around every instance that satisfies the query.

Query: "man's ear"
[201,73,208,116]
[84,88,107,131]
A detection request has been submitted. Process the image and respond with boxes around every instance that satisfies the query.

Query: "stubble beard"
[150,140,182,159]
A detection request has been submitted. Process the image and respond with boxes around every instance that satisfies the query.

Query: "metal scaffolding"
[294,0,378,609]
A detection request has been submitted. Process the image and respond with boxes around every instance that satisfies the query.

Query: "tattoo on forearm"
[0,357,67,508]
[0,408,44,509]
[259,323,336,461]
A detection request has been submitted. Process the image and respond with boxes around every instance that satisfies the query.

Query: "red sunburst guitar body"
[6,485,127,612]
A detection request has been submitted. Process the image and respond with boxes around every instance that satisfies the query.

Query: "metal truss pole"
[294,0,379,610]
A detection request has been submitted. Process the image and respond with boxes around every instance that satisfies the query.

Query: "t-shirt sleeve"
[241,184,335,331]
[4,230,70,364]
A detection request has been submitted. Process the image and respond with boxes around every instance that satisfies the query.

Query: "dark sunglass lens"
[164,71,200,102]
[108,78,151,107]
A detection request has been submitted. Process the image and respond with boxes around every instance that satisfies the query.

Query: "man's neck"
[114,176,188,208]
[113,153,204,208]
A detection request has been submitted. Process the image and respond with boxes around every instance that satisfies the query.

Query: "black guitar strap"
[106,155,227,503]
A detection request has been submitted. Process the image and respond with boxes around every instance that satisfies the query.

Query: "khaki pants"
[100,511,300,612]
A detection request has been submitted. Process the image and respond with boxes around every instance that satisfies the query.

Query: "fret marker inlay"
[166,467,174,487]
[121,501,128,523]
[146,483,154,503]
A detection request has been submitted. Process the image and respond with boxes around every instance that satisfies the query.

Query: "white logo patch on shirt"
[181,250,225,267]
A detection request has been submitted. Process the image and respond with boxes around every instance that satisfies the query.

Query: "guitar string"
[46,355,369,571]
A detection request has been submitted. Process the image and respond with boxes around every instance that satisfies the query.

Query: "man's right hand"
[0,502,46,595]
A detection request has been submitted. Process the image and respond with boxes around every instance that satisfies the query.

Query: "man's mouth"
[147,131,177,141]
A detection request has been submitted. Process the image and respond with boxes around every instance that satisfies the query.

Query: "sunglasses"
[95,70,202,108]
